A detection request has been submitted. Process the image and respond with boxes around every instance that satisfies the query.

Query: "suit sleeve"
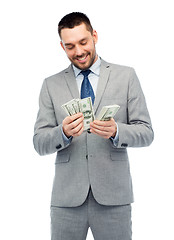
[116,69,154,148]
[33,79,69,156]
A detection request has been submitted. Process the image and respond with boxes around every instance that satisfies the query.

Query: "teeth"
[78,56,87,61]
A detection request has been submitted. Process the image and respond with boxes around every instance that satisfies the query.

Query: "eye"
[80,41,87,46]
[65,44,74,50]
[67,46,74,50]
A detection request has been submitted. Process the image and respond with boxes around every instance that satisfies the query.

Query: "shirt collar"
[72,56,101,77]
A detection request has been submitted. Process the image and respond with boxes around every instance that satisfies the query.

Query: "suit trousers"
[50,188,132,240]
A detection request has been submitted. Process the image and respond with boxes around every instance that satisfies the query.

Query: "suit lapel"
[63,60,111,114]
[94,59,111,114]
[64,65,80,99]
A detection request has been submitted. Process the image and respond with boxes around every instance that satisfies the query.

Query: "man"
[33,12,154,240]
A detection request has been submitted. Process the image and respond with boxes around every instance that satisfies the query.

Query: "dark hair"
[58,12,93,38]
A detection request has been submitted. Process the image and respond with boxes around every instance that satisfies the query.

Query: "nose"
[75,45,83,56]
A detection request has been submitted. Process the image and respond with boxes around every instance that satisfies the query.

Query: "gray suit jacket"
[33,59,154,207]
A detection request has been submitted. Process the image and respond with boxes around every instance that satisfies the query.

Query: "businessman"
[33,12,154,240]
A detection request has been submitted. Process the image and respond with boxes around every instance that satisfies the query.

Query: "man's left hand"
[90,118,117,139]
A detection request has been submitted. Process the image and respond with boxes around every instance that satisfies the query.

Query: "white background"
[0,0,173,239]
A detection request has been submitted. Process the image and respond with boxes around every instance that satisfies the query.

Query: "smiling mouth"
[76,54,89,63]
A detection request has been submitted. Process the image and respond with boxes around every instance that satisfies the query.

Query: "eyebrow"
[79,38,88,42]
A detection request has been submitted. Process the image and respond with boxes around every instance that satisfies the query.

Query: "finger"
[63,115,84,130]
[62,114,84,137]
[69,116,84,129]
[90,127,110,138]
[72,124,84,137]
[92,119,114,127]
[90,123,112,132]
[65,112,84,124]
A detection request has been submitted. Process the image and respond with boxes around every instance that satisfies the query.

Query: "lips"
[76,54,89,63]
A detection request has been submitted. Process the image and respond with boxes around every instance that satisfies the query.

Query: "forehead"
[61,23,92,44]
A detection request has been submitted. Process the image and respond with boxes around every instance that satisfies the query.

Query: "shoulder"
[101,59,137,84]
[101,58,135,73]
[39,65,73,94]
[44,65,71,84]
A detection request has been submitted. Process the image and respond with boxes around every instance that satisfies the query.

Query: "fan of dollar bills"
[61,97,120,131]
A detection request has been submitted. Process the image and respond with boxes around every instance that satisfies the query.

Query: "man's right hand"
[62,113,84,138]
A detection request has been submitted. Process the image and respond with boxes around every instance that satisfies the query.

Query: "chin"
[73,62,89,70]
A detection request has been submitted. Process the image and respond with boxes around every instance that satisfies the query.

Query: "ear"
[92,30,98,44]
[60,41,65,51]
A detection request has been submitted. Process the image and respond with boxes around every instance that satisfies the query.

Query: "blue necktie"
[80,70,95,104]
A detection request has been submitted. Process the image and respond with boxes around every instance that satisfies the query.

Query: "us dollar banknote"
[79,97,94,130]
[96,105,120,121]
[61,97,94,130]
[61,99,80,115]
[62,98,120,131]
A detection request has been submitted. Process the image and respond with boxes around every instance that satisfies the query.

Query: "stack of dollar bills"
[62,97,120,131]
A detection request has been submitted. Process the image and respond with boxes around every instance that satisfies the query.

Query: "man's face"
[60,23,98,70]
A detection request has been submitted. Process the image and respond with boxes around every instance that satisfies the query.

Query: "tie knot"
[81,69,91,77]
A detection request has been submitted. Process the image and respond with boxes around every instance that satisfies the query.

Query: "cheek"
[65,50,74,59]
[85,41,94,52]
[88,42,96,54]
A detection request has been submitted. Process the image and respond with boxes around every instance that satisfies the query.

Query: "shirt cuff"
[61,126,73,146]
[110,122,119,147]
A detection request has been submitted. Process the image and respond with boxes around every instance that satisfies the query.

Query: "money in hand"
[79,97,94,130]
[61,97,94,130]
[62,98,120,131]
[96,105,120,121]
[61,99,80,115]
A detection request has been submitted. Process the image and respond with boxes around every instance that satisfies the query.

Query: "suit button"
[87,129,91,134]
[56,144,62,149]
[121,143,128,147]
